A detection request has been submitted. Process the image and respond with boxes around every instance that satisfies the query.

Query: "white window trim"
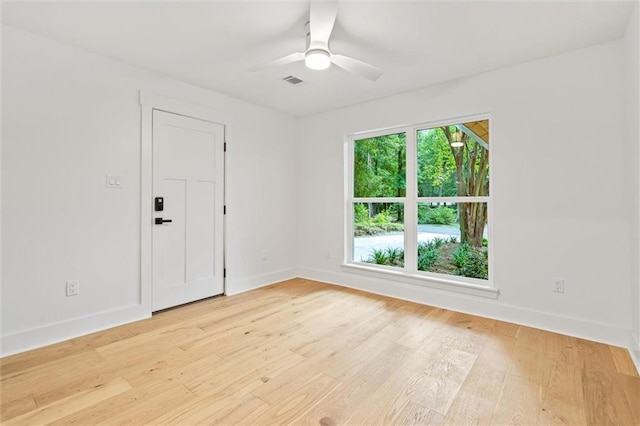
[344,113,497,299]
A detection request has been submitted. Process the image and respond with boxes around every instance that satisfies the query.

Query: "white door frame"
[139,91,230,313]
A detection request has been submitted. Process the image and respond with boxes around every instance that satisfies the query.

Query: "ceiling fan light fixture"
[305,49,331,70]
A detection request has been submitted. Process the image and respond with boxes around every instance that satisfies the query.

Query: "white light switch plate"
[106,175,122,188]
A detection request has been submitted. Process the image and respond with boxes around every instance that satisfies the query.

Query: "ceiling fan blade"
[309,2,338,47]
[331,54,383,81]
[250,52,305,71]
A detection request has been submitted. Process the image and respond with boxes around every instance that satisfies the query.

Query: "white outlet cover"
[66,280,79,296]
[552,278,564,293]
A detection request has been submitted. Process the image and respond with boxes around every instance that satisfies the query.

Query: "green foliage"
[354,133,406,198]
[354,203,369,224]
[366,238,489,280]
[364,238,488,280]
[369,248,390,265]
[354,206,404,236]
[417,240,440,271]
[373,210,392,225]
[417,205,456,225]
[353,122,490,248]
[354,223,403,236]
[417,128,458,197]
[384,247,404,265]
[387,204,403,223]
[367,247,404,267]
[453,243,470,267]
[453,243,488,279]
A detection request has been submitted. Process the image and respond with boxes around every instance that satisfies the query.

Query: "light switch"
[106,175,122,188]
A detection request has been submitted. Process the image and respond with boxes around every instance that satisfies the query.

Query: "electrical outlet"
[552,278,564,293]
[261,250,268,261]
[66,280,79,296]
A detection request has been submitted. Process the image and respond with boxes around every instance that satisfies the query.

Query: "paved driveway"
[353,224,486,262]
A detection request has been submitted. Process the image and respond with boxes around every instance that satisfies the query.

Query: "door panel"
[152,110,224,311]
[189,181,216,280]
[159,178,187,287]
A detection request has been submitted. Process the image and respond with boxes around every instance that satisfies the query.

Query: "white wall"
[2,16,638,359]
[298,39,634,347]
[625,3,640,369]
[1,25,298,355]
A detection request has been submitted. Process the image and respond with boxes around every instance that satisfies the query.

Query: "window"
[347,117,491,289]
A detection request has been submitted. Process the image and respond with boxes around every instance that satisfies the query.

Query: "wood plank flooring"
[2,278,639,425]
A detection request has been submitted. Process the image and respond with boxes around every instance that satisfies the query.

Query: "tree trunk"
[396,145,404,222]
[464,202,487,246]
[442,126,488,247]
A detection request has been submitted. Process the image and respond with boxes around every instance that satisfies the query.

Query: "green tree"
[417,128,457,197]
[354,126,488,247]
[354,133,406,220]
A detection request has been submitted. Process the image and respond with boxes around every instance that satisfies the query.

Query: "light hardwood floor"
[1,278,639,425]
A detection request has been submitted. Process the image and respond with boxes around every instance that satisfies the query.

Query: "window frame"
[344,114,497,298]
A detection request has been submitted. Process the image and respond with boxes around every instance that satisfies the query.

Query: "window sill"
[341,263,499,299]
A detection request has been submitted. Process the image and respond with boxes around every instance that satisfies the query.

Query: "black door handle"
[155,218,173,225]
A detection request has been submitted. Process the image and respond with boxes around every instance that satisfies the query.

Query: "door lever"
[155,218,173,225]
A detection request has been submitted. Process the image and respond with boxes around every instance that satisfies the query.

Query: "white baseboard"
[225,267,298,296]
[3,267,634,371]
[1,268,298,357]
[298,267,632,349]
[1,304,150,357]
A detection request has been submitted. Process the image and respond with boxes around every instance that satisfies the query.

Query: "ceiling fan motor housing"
[305,20,329,52]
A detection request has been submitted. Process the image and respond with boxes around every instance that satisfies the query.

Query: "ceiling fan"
[252,2,383,81]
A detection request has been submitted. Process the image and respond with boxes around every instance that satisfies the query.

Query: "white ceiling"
[2,1,636,117]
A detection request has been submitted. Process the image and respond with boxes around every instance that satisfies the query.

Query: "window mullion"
[345,137,355,264]
[404,128,417,273]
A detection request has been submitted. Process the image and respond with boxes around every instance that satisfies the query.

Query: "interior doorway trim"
[139,90,231,312]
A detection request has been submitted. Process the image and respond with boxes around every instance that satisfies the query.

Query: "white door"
[152,110,224,311]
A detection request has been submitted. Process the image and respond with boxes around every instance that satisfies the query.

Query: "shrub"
[417,241,439,271]
[384,247,404,266]
[431,237,446,249]
[354,223,404,236]
[366,247,404,267]
[354,204,369,224]
[353,207,404,236]
[453,243,488,279]
[373,210,392,225]
[417,205,429,224]
[430,206,456,225]
[453,243,470,267]
[417,206,456,225]
[368,248,389,265]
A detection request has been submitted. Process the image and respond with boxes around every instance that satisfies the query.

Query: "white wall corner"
[225,268,299,296]
[629,331,640,374]
[1,304,150,357]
